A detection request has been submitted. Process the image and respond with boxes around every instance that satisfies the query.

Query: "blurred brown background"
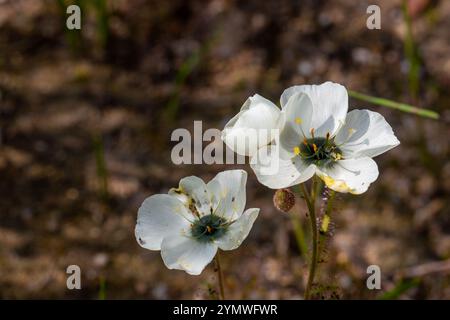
[0,0,449,299]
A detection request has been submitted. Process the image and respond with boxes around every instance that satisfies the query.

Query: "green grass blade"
[379,278,420,300]
[164,51,201,121]
[93,133,109,201]
[402,0,420,98]
[164,30,221,123]
[98,276,106,300]
[92,0,109,49]
[348,90,439,120]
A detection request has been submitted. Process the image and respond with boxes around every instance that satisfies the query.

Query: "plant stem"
[215,251,225,300]
[300,183,312,205]
[348,90,438,120]
[301,181,318,300]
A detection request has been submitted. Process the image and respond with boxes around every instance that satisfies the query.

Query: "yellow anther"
[303,138,308,146]
[312,143,318,153]
[206,226,213,234]
[331,152,342,161]
[295,117,303,124]
[293,146,301,155]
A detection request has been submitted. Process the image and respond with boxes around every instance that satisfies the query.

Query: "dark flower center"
[191,214,228,242]
[298,137,342,168]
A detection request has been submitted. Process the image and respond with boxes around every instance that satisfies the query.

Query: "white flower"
[135,170,259,275]
[222,94,284,157]
[222,82,400,194]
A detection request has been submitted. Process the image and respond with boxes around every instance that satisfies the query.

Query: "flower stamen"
[191,214,228,242]
[297,136,343,168]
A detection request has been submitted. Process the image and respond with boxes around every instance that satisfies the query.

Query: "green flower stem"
[214,251,225,300]
[301,179,319,300]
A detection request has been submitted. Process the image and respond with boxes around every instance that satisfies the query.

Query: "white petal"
[316,157,379,194]
[278,123,302,160]
[280,82,348,137]
[169,176,211,216]
[222,94,282,157]
[335,109,400,158]
[161,235,218,275]
[207,169,247,220]
[278,92,314,159]
[281,91,314,139]
[215,208,259,251]
[250,144,316,189]
[135,194,191,250]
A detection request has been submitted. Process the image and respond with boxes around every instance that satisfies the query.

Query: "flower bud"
[273,188,296,213]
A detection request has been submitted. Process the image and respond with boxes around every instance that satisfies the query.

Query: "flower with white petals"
[222,94,284,157]
[135,170,259,275]
[222,82,400,194]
